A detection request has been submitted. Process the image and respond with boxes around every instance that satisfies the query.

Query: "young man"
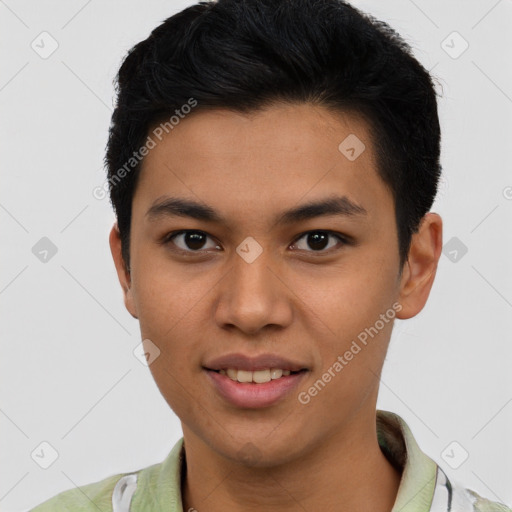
[31,0,510,511]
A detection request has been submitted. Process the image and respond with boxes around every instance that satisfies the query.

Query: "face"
[110,103,439,467]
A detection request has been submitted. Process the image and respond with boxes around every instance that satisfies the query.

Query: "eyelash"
[161,230,351,257]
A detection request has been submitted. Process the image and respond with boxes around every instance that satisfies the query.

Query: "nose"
[213,247,293,336]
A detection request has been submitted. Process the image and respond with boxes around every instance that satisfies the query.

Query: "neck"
[181,409,402,512]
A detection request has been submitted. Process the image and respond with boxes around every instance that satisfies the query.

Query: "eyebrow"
[146,195,367,226]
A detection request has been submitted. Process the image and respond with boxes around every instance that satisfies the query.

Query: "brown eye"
[292,231,347,253]
[166,231,221,252]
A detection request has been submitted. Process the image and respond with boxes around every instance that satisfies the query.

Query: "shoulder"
[29,471,134,511]
[465,487,512,512]
[435,468,512,512]
[29,439,184,512]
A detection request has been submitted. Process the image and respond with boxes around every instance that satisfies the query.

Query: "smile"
[205,368,308,408]
[216,368,293,383]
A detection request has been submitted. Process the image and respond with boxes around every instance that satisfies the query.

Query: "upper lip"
[203,353,308,372]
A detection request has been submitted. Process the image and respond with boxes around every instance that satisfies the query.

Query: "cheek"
[308,253,398,341]
[137,277,209,418]
[130,255,210,339]
[130,267,211,409]
[299,277,397,424]
[299,248,399,406]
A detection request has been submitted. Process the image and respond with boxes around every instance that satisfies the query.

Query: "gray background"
[1,0,511,510]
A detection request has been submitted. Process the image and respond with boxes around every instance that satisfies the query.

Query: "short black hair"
[105,0,442,271]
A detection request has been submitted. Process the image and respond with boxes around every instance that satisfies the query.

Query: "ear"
[109,222,138,319]
[396,212,443,319]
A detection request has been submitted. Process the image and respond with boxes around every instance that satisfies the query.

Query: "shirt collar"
[377,409,439,512]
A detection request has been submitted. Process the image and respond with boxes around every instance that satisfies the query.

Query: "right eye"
[163,230,222,254]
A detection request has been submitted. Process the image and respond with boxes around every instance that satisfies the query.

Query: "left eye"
[291,231,347,252]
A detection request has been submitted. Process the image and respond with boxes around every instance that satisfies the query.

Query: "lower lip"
[205,369,307,409]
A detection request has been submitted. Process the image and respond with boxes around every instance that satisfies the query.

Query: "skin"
[110,102,443,512]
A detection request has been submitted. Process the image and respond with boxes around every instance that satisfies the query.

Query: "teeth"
[219,368,295,383]
[270,368,282,379]
[237,370,252,383]
[253,369,271,383]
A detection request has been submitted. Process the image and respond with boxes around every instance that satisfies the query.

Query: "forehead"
[144,102,373,166]
[133,103,393,227]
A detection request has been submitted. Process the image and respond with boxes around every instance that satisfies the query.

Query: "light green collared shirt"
[30,410,511,511]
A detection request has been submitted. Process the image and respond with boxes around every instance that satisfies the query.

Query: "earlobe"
[108,223,138,319]
[396,213,443,319]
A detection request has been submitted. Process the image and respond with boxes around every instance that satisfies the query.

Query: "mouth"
[203,366,308,409]
[206,367,307,384]
[203,353,310,408]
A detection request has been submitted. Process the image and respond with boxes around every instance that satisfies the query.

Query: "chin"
[212,435,307,469]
